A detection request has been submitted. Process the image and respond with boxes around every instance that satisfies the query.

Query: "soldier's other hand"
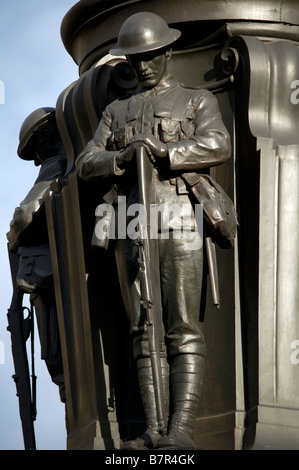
[128,134,168,159]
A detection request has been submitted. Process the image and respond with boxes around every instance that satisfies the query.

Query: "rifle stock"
[135,146,167,435]
[7,247,36,450]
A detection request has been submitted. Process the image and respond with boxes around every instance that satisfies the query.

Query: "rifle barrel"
[136,146,167,433]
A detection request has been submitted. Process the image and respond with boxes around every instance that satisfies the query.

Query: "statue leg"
[156,233,205,449]
[115,231,205,450]
[157,353,205,449]
[115,238,169,449]
[121,355,169,450]
[31,291,68,431]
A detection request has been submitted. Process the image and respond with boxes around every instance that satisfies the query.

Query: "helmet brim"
[17,109,55,160]
[109,28,181,56]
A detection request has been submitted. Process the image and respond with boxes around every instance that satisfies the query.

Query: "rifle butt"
[22,420,36,450]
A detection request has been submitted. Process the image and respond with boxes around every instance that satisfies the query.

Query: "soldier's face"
[127,50,170,89]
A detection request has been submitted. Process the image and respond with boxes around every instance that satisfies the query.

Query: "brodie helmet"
[17,107,56,160]
[109,12,181,56]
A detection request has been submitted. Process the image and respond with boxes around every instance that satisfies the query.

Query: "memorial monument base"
[67,420,121,450]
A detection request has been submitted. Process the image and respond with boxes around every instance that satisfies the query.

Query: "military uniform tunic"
[76,74,231,360]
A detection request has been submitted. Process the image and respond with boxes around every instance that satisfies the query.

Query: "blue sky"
[0,1,79,450]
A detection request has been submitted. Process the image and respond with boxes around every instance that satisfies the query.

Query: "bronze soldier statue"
[8,108,67,254]
[76,12,231,450]
[8,108,67,412]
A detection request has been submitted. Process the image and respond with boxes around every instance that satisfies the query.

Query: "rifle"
[134,145,167,435]
[7,246,37,450]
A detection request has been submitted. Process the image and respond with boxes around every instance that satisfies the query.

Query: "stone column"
[227,36,299,449]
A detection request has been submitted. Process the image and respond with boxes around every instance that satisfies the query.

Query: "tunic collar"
[136,74,179,97]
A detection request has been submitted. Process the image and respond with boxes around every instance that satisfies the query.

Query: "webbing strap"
[116,97,130,129]
[171,87,193,121]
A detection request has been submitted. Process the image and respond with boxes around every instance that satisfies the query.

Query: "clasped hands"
[115,133,168,169]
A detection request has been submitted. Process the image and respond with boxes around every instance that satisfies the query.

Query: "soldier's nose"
[139,61,148,71]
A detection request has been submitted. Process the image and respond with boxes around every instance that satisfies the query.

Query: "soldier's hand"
[128,134,168,159]
[115,142,145,168]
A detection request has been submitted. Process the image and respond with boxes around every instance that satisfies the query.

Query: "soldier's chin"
[140,76,158,89]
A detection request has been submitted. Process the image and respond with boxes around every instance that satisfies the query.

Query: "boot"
[156,354,204,450]
[120,356,169,450]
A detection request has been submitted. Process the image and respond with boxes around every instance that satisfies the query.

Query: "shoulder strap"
[171,86,193,121]
[110,96,131,130]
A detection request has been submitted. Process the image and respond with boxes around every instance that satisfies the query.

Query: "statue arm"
[7,181,52,252]
[8,156,68,252]
[167,90,231,172]
[76,105,125,182]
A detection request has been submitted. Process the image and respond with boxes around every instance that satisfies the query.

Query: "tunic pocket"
[181,120,195,139]
[160,118,180,143]
[108,125,134,150]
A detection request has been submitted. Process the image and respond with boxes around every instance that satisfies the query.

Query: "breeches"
[114,231,205,361]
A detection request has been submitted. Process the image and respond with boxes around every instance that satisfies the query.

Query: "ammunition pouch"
[181,173,238,249]
[17,244,53,293]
